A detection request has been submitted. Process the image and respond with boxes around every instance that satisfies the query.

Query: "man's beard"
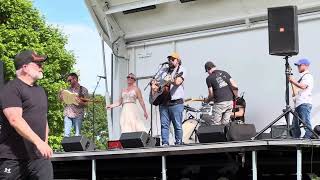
[27,69,43,80]
[169,62,175,69]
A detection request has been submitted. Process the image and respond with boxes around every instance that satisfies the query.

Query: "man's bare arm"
[45,123,49,144]
[3,107,53,159]
[205,87,214,103]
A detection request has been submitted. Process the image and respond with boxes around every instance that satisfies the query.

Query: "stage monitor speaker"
[255,133,271,140]
[227,123,256,141]
[197,125,227,143]
[271,125,289,139]
[120,131,156,148]
[268,6,299,56]
[0,61,4,90]
[313,125,320,137]
[61,136,95,152]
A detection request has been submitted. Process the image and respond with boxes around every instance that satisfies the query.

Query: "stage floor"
[52,139,320,180]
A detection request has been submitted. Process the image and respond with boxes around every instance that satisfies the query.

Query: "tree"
[0,0,75,150]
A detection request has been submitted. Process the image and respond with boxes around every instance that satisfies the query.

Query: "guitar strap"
[297,73,310,83]
[167,65,180,76]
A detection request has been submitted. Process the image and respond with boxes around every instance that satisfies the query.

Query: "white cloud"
[51,23,112,95]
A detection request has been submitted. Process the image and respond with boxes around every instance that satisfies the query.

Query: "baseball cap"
[167,52,180,60]
[204,61,216,72]
[14,50,47,70]
[294,58,310,66]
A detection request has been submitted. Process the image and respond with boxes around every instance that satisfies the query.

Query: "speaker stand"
[253,56,318,139]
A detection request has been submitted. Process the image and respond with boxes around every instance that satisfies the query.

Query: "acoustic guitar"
[60,90,101,105]
[149,72,183,106]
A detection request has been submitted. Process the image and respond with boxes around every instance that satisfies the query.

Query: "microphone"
[160,62,169,65]
[97,75,106,79]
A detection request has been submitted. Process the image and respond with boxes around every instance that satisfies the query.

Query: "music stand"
[253,56,318,139]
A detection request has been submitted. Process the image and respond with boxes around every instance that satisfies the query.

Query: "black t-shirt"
[206,70,233,103]
[0,78,48,159]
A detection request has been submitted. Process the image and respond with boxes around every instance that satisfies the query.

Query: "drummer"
[230,96,246,123]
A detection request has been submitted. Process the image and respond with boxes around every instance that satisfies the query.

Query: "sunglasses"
[168,57,176,62]
[126,76,136,80]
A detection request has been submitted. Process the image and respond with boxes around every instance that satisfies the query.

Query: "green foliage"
[82,95,108,150]
[0,0,77,150]
[48,135,64,152]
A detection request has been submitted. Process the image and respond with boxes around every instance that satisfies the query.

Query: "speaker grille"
[268,6,299,56]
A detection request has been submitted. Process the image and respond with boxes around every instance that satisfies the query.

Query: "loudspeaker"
[0,61,4,90]
[120,131,156,148]
[314,125,320,135]
[255,133,271,140]
[227,123,256,141]
[268,6,299,56]
[197,125,227,143]
[271,125,289,138]
[61,136,95,152]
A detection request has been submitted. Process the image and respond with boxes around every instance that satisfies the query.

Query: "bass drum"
[182,118,200,144]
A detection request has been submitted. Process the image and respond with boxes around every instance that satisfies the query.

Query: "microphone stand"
[144,63,167,91]
[92,76,103,143]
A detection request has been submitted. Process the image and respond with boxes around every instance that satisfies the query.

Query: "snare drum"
[182,118,200,144]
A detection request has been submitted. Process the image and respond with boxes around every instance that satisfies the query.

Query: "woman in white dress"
[106,73,148,133]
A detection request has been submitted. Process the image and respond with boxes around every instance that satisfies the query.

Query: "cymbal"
[184,98,204,103]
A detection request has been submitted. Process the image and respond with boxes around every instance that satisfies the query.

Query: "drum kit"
[183,99,214,144]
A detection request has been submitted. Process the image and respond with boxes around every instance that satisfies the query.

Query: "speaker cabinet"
[314,125,320,135]
[0,61,4,90]
[271,125,289,138]
[120,131,156,148]
[227,123,256,141]
[197,125,227,143]
[255,133,271,140]
[268,6,299,56]
[61,136,95,152]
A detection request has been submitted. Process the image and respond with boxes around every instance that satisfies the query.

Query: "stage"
[52,139,320,180]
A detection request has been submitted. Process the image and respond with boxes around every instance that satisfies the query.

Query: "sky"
[33,0,112,95]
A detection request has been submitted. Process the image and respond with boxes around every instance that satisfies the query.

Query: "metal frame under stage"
[52,139,320,180]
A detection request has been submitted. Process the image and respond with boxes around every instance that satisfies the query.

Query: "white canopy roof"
[86,0,320,53]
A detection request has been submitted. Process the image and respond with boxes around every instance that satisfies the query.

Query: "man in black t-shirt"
[0,50,53,179]
[204,61,238,125]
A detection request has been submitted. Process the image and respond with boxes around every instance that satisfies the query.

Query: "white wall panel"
[133,18,320,133]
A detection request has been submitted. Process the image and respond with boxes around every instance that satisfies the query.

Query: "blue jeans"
[291,103,312,139]
[64,116,83,137]
[159,103,184,145]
